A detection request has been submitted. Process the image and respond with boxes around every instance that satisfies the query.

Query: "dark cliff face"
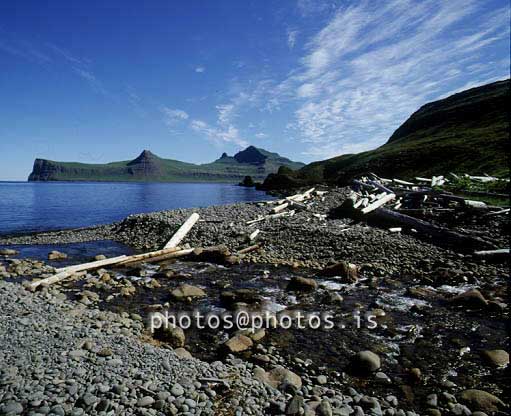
[28,159,61,181]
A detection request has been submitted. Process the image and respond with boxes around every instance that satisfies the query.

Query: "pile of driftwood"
[27,212,261,291]
[341,173,509,254]
[246,188,327,226]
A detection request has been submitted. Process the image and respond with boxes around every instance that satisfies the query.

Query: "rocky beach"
[0,187,509,416]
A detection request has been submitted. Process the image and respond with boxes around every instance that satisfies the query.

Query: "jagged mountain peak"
[234,146,267,165]
[127,150,160,166]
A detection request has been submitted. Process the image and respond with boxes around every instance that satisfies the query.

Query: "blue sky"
[0,0,509,180]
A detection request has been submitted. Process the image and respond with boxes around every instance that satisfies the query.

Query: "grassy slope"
[263,79,510,189]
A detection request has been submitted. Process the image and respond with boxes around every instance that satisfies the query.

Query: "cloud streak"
[276,0,510,159]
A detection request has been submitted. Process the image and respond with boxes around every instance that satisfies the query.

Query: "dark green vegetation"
[28,146,304,183]
[262,79,510,190]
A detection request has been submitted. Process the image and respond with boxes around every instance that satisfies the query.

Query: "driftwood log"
[365,207,496,252]
[164,213,200,249]
[29,247,194,290]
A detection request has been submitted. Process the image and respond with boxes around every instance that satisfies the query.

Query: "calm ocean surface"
[0,181,272,235]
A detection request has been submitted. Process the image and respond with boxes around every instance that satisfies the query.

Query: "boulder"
[450,289,488,309]
[48,250,67,260]
[94,254,107,261]
[254,365,302,391]
[481,350,509,367]
[224,334,253,353]
[319,261,358,282]
[0,249,18,256]
[350,350,381,375]
[170,284,206,300]
[174,347,193,359]
[156,324,185,348]
[267,366,302,390]
[287,276,318,292]
[459,390,505,413]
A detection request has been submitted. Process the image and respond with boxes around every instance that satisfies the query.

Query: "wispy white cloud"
[190,119,248,147]
[255,132,268,139]
[276,0,510,159]
[73,68,110,96]
[296,0,332,17]
[195,66,205,73]
[0,36,52,64]
[161,107,189,126]
[287,29,299,49]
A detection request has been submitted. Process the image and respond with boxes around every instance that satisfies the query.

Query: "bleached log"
[120,248,194,266]
[248,229,260,241]
[416,177,432,183]
[117,247,183,265]
[464,200,488,209]
[30,254,129,290]
[469,175,498,182]
[55,255,128,274]
[164,213,200,249]
[246,216,265,225]
[35,248,196,290]
[474,248,509,261]
[393,179,415,186]
[353,198,365,209]
[389,227,402,233]
[483,208,510,217]
[272,202,289,214]
[271,209,295,219]
[237,244,261,255]
[361,193,396,214]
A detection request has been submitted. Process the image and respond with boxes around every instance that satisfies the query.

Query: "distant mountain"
[262,79,510,190]
[28,146,304,183]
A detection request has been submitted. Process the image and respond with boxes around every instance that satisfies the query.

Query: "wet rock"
[95,254,107,261]
[481,349,509,367]
[319,261,358,282]
[449,289,488,309]
[170,284,206,300]
[406,287,442,301]
[48,250,67,260]
[459,390,505,413]
[224,334,253,353]
[220,288,261,307]
[287,276,318,292]
[408,367,422,384]
[192,245,231,264]
[350,350,381,375]
[0,249,18,256]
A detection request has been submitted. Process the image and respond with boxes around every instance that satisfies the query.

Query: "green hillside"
[28,146,304,183]
[262,79,510,190]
